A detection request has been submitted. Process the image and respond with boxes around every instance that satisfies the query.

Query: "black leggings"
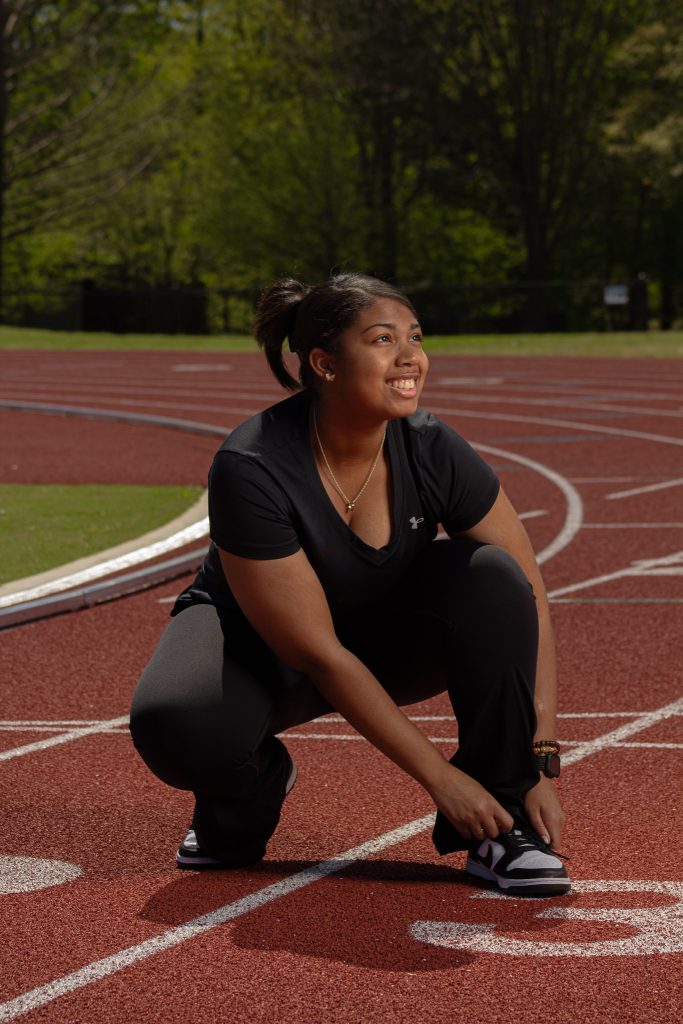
[130,540,540,862]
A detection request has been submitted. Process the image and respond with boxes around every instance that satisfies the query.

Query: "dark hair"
[253,273,417,391]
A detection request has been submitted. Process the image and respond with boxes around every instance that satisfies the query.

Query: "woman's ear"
[309,347,336,383]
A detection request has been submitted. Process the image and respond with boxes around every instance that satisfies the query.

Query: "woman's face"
[311,298,429,422]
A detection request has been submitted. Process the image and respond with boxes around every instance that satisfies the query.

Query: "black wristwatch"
[534,741,561,778]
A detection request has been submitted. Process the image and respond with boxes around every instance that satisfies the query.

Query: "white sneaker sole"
[466,856,571,896]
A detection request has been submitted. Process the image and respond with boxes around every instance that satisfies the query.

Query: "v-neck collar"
[302,401,401,560]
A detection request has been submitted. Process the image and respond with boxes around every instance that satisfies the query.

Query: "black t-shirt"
[173,390,499,623]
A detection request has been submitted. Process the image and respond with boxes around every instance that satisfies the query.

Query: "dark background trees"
[2,0,682,332]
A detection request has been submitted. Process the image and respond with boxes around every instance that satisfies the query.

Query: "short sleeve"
[411,416,500,533]
[208,451,301,559]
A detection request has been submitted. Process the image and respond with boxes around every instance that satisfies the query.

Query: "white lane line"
[283,734,683,749]
[429,406,683,448]
[0,521,209,608]
[518,509,548,520]
[0,720,117,726]
[0,710,674,731]
[318,710,680,722]
[582,523,683,529]
[607,742,683,750]
[547,549,683,598]
[473,443,583,565]
[0,725,127,734]
[569,477,642,483]
[0,717,129,763]
[2,695,682,1022]
[606,477,683,500]
[426,387,683,421]
[561,696,683,765]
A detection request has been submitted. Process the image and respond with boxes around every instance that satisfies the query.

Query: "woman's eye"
[411,334,423,344]
[375,334,392,343]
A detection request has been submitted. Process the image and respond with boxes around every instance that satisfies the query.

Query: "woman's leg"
[356,539,539,854]
[130,603,329,863]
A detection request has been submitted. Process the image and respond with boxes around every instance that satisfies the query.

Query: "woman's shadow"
[139,858,483,971]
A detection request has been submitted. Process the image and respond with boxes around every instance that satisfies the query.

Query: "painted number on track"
[410,880,683,956]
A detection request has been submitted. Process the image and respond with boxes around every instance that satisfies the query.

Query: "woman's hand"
[428,765,514,841]
[523,776,566,849]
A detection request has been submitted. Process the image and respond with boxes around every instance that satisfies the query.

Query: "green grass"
[0,483,203,584]
[0,323,682,357]
[0,325,256,350]
[425,331,683,357]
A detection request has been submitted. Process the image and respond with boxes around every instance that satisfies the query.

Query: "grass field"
[0,484,203,584]
[1,324,682,357]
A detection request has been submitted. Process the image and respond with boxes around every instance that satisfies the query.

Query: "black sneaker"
[176,754,298,870]
[466,823,570,896]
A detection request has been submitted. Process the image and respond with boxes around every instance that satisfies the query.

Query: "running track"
[1,351,682,1023]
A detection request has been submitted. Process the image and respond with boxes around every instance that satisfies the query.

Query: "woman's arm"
[218,546,514,841]
[459,486,566,846]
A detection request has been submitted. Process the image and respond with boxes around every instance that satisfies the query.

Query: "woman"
[130,273,569,897]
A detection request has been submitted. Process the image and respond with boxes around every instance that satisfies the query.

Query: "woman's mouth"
[387,376,418,396]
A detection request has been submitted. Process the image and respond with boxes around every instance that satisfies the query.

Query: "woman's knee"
[129,606,271,789]
[416,539,533,608]
[130,694,259,792]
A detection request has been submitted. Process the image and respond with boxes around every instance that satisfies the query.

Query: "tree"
[0,1,175,303]
[437,0,645,327]
[606,8,683,326]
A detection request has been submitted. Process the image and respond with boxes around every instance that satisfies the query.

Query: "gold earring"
[324,371,335,382]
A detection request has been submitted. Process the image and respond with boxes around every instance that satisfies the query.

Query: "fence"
[0,277,651,335]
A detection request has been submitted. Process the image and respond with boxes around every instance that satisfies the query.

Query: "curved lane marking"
[411,880,683,956]
[425,388,683,420]
[428,405,683,448]
[0,519,209,609]
[474,443,583,565]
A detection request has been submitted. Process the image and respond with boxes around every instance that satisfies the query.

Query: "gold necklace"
[313,410,386,512]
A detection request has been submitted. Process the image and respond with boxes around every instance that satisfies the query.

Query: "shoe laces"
[500,824,570,861]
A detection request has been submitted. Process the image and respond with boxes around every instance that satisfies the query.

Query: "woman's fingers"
[461,804,513,841]
[494,807,514,834]
[430,767,517,842]
[527,806,551,845]
[523,776,566,848]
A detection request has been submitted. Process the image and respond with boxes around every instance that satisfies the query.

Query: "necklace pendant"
[346,502,356,512]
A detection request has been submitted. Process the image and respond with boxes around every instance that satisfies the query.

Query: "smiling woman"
[130,273,570,897]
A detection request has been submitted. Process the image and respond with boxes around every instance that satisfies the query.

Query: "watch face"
[547,753,561,778]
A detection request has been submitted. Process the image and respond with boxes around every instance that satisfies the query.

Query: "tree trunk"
[377,116,397,281]
[521,211,551,331]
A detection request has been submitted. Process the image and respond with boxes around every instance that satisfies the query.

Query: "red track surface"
[1,351,682,1023]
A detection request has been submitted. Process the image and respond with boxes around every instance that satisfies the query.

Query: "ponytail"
[254,272,417,392]
[253,278,310,392]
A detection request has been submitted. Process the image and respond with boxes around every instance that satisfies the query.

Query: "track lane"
[1,352,681,1023]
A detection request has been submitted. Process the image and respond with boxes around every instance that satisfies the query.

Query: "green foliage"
[3,1,683,330]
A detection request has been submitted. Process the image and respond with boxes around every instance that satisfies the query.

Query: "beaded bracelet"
[533,740,561,753]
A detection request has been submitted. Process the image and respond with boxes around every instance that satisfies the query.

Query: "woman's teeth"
[389,379,416,390]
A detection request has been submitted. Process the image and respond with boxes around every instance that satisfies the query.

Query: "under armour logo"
[409,516,424,530]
